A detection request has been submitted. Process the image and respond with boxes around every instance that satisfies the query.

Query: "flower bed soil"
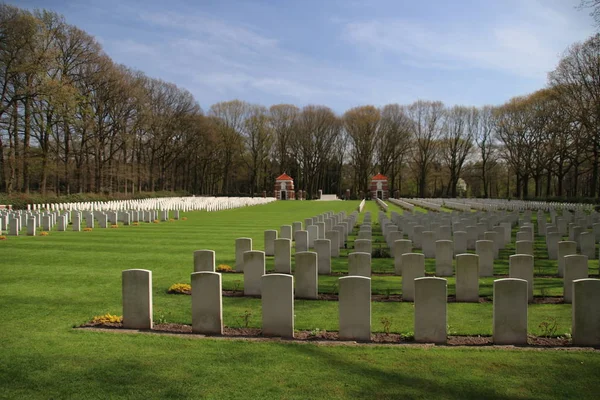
[170,289,564,304]
[78,322,576,348]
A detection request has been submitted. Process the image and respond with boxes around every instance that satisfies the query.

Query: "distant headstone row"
[25,196,275,212]
[403,198,597,212]
[0,208,180,236]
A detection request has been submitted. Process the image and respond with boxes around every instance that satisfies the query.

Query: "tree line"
[1,4,599,201]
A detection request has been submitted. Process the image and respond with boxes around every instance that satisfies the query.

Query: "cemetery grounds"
[1,200,600,399]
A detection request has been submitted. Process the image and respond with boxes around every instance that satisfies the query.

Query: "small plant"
[539,317,559,337]
[169,218,175,222]
[385,287,392,299]
[182,217,188,221]
[380,317,392,335]
[168,283,191,294]
[155,310,168,324]
[400,332,415,341]
[447,324,458,336]
[330,282,339,295]
[372,246,390,258]
[83,227,93,232]
[91,313,123,324]
[132,222,139,226]
[309,328,322,337]
[110,224,119,228]
[153,220,159,224]
[40,231,49,236]
[238,310,252,328]
[217,264,232,272]
[0,235,6,240]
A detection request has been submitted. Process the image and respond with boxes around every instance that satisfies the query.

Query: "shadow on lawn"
[288,343,540,400]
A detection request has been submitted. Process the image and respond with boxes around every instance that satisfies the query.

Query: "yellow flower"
[91,313,123,324]
[168,283,191,294]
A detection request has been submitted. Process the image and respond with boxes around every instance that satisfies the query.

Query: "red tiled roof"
[372,173,388,181]
[275,173,293,181]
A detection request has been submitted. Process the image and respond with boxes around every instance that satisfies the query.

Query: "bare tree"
[376,104,412,195]
[579,1,600,29]
[269,104,298,175]
[476,106,498,198]
[406,100,445,197]
[292,105,341,197]
[549,33,600,197]
[242,104,272,195]
[343,105,380,195]
[440,105,475,197]
[209,100,249,194]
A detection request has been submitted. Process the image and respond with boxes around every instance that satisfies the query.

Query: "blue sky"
[14,0,597,113]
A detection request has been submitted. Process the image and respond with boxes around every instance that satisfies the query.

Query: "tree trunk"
[22,83,31,193]
[64,120,71,194]
[522,174,529,199]
[592,142,599,198]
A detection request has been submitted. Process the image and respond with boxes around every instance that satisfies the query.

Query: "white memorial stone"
[401,253,425,301]
[456,254,479,302]
[262,274,294,338]
[243,251,265,296]
[193,250,216,272]
[191,271,222,334]
[295,251,318,299]
[509,254,534,302]
[339,276,371,341]
[493,278,528,345]
[122,269,153,329]
[414,277,447,343]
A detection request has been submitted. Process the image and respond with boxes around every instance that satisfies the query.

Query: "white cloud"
[109,9,423,110]
[341,1,593,79]
[138,11,278,53]
[112,39,158,56]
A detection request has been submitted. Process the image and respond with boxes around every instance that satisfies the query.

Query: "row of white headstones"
[0,197,276,235]
[120,203,600,346]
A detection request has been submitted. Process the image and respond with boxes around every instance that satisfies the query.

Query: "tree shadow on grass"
[286,343,541,400]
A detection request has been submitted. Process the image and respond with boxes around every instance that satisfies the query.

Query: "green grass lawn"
[1,200,599,399]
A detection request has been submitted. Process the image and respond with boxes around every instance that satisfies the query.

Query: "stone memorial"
[401,253,425,301]
[122,269,153,329]
[191,271,222,334]
[235,238,252,271]
[274,238,292,274]
[493,278,528,345]
[193,250,216,272]
[509,254,534,302]
[262,274,294,338]
[295,251,318,299]
[243,251,265,296]
[339,276,371,341]
[456,254,479,302]
[414,277,447,343]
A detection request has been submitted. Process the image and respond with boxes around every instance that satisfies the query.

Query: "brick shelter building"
[274,173,295,200]
[370,173,389,200]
